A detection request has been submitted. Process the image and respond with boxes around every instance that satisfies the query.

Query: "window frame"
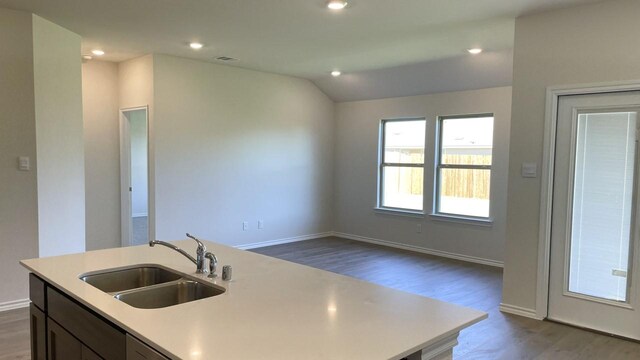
[433,113,494,221]
[377,117,427,214]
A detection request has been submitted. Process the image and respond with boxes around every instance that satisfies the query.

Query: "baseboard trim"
[333,232,504,268]
[499,303,543,320]
[0,298,30,312]
[234,232,335,250]
[235,230,504,268]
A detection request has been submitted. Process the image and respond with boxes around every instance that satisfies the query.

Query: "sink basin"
[80,266,183,293]
[115,281,225,309]
[80,265,225,309]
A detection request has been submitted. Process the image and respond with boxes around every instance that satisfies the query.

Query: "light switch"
[18,156,30,171]
[521,162,537,178]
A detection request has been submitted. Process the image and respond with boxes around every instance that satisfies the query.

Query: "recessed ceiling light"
[467,48,483,55]
[190,42,203,50]
[331,70,342,77]
[82,55,93,60]
[91,49,105,56]
[327,0,348,10]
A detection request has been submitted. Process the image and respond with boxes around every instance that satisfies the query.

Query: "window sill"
[374,207,425,218]
[428,213,493,227]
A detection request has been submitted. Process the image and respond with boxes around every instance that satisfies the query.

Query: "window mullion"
[438,164,491,170]
[382,163,424,168]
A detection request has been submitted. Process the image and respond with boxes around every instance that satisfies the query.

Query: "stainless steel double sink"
[80,266,225,309]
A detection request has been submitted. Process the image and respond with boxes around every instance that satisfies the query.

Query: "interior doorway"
[120,107,149,246]
[548,91,640,339]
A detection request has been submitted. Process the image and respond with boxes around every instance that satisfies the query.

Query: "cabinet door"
[47,318,82,360]
[126,334,169,360]
[82,345,103,360]
[29,303,46,360]
[47,287,125,359]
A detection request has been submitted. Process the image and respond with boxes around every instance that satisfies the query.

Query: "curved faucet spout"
[149,240,198,266]
[149,233,207,273]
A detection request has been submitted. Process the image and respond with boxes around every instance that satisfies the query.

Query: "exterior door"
[548,91,640,339]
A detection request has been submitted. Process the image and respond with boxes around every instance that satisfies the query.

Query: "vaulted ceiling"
[0,0,604,101]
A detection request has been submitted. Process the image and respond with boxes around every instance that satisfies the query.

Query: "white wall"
[152,54,335,246]
[0,8,38,306]
[0,10,84,306]
[82,60,121,250]
[334,87,512,265]
[128,109,148,217]
[503,0,640,312]
[32,15,85,257]
[119,55,154,241]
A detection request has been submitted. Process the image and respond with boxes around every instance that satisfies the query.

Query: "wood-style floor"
[0,306,30,360]
[251,237,640,359]
[2,236,639,359]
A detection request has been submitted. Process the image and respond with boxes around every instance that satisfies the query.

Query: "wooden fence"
[400,154,491,200]
[440,154,491,200]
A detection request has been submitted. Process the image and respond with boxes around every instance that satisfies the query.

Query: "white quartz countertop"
[21,240,486,360]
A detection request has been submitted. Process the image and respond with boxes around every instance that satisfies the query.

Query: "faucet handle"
[186,233,206,253]
[205,252,218,278]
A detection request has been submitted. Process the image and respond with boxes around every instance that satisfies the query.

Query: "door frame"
[537,80,640,319]
[119,106,151,247]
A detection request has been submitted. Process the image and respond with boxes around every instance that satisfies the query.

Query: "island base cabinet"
[27,273,179,360]
[126,334,169,360]
[82,346,103,360]
[47,318,82,359]
[29,304,46,360]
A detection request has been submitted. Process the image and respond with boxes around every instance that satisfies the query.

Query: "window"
[378,119,426,212]
[435,114,494,219]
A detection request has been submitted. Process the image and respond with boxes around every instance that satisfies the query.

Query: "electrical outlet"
[243,221,249,231]
[258,220,264,229]
[417,224,422,233]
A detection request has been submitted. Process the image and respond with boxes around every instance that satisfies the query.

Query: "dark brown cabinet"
[82,345,103,360]
[29,303,46,360]
[126,335,169,360]
[47,318,83,359]
[44,318,105,360]
[47,287,125,359]
[29,273,168,360]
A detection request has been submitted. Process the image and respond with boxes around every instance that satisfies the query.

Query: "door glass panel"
[568,111,637,302]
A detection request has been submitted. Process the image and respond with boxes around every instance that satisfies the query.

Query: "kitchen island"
[21,239,486,359]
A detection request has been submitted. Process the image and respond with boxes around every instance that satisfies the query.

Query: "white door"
[549,91,640,339]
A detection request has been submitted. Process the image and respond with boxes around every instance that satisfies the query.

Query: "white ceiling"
[0,0,603,101]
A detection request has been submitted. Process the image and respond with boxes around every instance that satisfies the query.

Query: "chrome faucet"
[149,233,207,273]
